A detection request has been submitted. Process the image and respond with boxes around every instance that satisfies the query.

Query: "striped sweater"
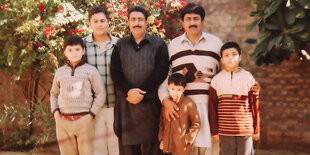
[208,68,260,136]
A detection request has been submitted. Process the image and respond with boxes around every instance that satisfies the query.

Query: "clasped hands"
[126,88,146,104]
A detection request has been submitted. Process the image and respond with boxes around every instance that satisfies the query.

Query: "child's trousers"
[55,114,95,155]
[219,135,254,155]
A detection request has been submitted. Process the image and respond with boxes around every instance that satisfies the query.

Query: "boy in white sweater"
[50,35,105,155]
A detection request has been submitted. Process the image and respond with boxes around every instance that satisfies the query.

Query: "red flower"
[78,29,86,33]
[145,6,148,11]
[165,14,171,19]
[34,0,38,1]
[180,1,187,7]
[49,54,53,60]
[36,43,41,47]
[132,0,139,3]
[149,2,153,5]
[24,42,28,47]
[52,62,57,68]
[173,33,180,38]
[123,6,128,10]
[159,0,165,5]
[38,21,43,26]
[122,0,127,3]
[57,6,64,12]
[156,3,161,8]
[8,76,13,81]
[67,30,73,35]
[1,5,6,11]
[19,16,24,20]
[118,11,127,17]
[43,27,55,36]
[153,20,162,26]
[38,3,45,12]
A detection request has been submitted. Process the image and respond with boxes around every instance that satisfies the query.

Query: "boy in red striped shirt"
[208,42,260,155]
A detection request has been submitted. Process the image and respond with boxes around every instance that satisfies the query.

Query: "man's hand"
[126,88,146,104]
[252,134,260,141]
[159,141,163,150]
[162,97,179,121]
[212,135,220,142]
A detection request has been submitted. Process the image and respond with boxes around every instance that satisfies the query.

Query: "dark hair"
[63,35,84,50]
[168,73,187,88]
[220,42,241,56]
[180,3,205,21]
[88,6,109,21]
[128,6,149,20]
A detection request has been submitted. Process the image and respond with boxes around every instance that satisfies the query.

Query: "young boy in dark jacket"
[159,73,201,155]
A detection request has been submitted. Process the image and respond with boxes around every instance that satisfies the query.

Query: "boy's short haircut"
[63,35,84,50]
[88,6,109,21]
[180,3,205,21]
[220,42,241,57]
[127,6,149,20]
[168,73,187,88]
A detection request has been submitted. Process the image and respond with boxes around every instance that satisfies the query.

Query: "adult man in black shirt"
[110,6,169,155]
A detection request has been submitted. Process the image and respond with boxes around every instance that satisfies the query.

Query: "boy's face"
[89,12,109,36]
[221,48,241,71]
[182,13,203,37]
[128,11,147,37]
[64,44,85,66]
[168,83,185,102]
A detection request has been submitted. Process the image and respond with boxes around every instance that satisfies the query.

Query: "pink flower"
[106,3,114,9]
[38,3,45,12]
[57,6,64,12]
[144,6,148,11]
[132,0,139,3]
[1,5,6,11]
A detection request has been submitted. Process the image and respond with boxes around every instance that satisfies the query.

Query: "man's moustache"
[189,25,197,28]
[133,26,142,28]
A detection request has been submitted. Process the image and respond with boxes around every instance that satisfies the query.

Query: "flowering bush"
[0,0,186,150]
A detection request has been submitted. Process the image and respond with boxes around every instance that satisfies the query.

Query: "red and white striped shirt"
[208,68,260,136]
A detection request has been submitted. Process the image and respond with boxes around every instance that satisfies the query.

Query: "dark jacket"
[111,33,169,145]
[159,95,201,155]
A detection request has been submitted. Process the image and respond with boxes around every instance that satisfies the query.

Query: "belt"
[59,114,86,121]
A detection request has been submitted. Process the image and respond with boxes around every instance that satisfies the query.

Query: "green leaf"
[296,0,310,9]
[295,9,306,18]
[284,9,295,25]
[295,32,310,41]
[288,23,306,33]
[264,23,281,30]
[253,38,269,57]
[264,0,282,18]
[282,35,296,51]
[248,18,262,31]
[267,34,283,51]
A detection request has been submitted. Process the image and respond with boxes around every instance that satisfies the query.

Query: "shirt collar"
[129,33,151,44]
[180,32,207,44]
[85,32,118,45]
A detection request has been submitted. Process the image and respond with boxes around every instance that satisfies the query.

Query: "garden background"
[0,0,310,154]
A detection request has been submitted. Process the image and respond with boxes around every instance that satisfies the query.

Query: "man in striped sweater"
[158,3,223,155]
[208,42,260,155]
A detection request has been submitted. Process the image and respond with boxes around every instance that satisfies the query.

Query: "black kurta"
[111,33,169,145]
